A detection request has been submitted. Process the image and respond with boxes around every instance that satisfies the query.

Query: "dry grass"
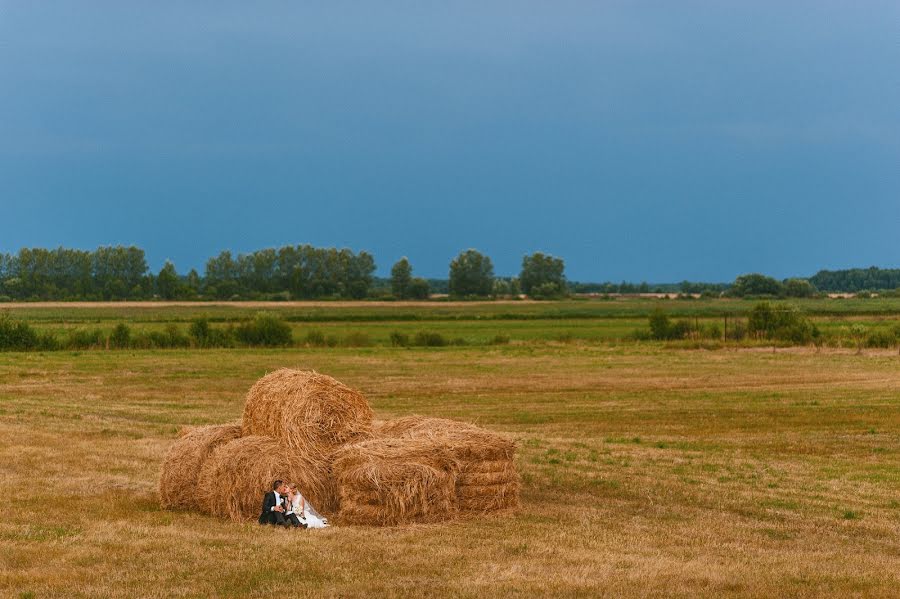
[1,337,899,597]
[242,368,374,456]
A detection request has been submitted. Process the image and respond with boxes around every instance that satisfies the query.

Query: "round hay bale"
[375,416,515,461]
[159,422,243,511]
[195,435,338,521]
[242,369,374,457]
[333,437,460,526]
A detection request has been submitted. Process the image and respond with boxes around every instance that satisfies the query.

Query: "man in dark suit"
[258,480,291,526]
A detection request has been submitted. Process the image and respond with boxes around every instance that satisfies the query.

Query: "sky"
[1,1,898,282]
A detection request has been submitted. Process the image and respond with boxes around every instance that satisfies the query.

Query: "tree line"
[0,245,896,301]
[0,246,567,301]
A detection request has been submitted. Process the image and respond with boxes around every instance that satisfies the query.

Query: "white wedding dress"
[291,494,329,528]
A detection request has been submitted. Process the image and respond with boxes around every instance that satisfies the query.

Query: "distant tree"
[449,249,494,298]
[156,261,181,300]
[185,269,202,297]
[520,252,566,298]
[729,273,784,297]
[391,257,413,299]
[407,277,430,300]
[783,278,817,298]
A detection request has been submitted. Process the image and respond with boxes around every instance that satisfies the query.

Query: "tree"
[729,273,784,297]
[390,257,413,299]
[520,252,566,298]
[783,278,817,298]
[185,269,202,297]
[448,249,494,298]
[408,277,430,300]
[156,261,181,300]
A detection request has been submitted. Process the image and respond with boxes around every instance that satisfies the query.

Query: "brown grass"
[158,422,242,511]
[195,435,338,521]
[242,369,374,457]
[333,437,459,525]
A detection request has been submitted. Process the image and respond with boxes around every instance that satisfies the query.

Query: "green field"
[4,298,900,348]
[2,301,899,597]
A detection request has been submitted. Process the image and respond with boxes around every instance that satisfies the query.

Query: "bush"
[236,313,292,347]
[648,309,671,340]
[144,324,190,349]
[0,314,39,350]
[412,331,447,347]
[305,329,327,347]
[67,328,106,349]
[109,323,131,349]
[748,302,817,344]
[342,332,371,347]
[188,318,234,348]
[670,320,693,340]
[389,331,410,347]
[490,333,510,345]
[866,330,896,348]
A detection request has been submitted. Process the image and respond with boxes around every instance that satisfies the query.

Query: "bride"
[287,483,329,528]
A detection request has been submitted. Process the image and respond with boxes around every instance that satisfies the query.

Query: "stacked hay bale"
[159,370,519,525]
[158,369,372,520]
[333,437,460,525]
[159,422,243,511]
[377,416,520,513]
[195,435,337,520]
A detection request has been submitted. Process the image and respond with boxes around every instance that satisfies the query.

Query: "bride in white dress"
[287,483,329,528]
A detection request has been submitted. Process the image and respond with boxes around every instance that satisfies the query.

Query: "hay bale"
[457,469,518,487]
[159,422,242,511]
[375,416,521,514]
[333,437,460,526]
[375,416,515,461]
[242,369,374,457]
[195,435,338,521]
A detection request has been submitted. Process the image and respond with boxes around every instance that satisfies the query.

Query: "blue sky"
[1,1,897,281]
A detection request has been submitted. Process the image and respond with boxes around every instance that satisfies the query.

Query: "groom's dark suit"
[258,491,290,526]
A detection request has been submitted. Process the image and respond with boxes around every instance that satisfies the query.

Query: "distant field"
[1,302,899,597]
[3,298,899,348]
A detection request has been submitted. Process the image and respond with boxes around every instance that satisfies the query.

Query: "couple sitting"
[258,479,328,529]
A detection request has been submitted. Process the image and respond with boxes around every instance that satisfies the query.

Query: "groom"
[258,480,292,526]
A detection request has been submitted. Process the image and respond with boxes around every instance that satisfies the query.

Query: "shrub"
[188,318,211,347]
[389,331,410,347]
[305,329,327,347]
[67,328,105,349]
[412,331,447,347]
[670,320,693,340]
[109,323,131,349]
[490,333,510,345]
[145,324,191,349]
[748,302,817,344]
[188,318,234,348]
[866,330,896,348]
[342,332,371,347]
[236,313,292,347]
[648,309,671,340]
[0,314,39,350]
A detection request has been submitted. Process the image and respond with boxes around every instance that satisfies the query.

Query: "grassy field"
[2,302,899,597]
[4,298,900,347]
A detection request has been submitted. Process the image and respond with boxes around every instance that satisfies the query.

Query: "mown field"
[1,301,899,597]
